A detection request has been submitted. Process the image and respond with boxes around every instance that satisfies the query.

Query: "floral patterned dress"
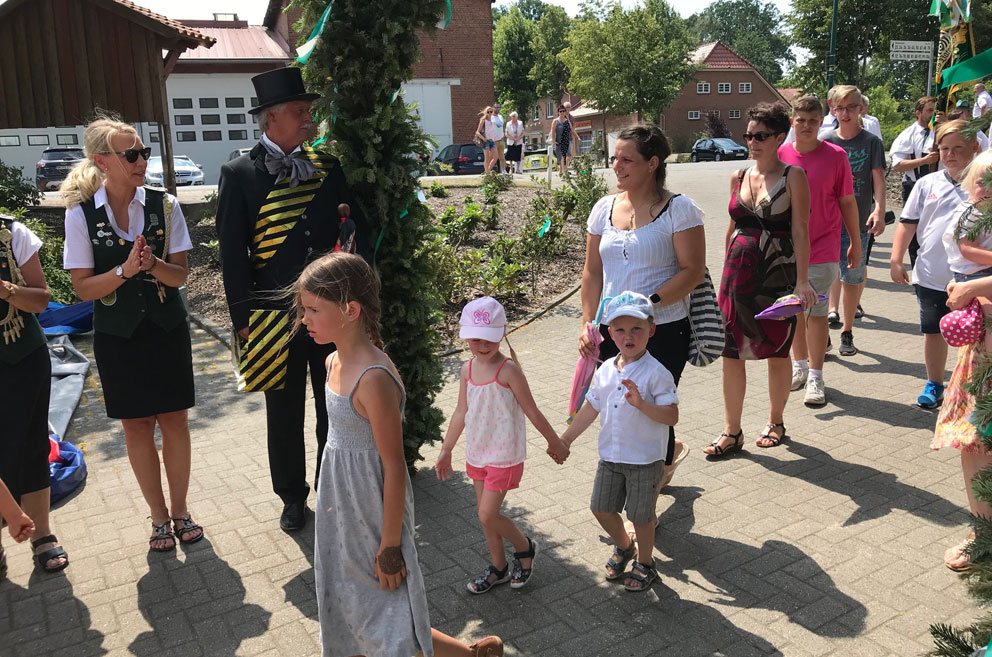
[934,343,986,452]
[718,166,797,360]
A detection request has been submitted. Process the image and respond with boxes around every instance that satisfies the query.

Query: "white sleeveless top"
[464,357,527,468]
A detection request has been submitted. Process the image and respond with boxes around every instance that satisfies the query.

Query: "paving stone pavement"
[1,164,979,656]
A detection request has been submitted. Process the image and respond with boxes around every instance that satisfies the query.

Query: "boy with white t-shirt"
[890,119,978,408]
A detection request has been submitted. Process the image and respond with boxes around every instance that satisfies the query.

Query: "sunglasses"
[114,147,152,163]
[742,131,779,142]
[558,109,566,113]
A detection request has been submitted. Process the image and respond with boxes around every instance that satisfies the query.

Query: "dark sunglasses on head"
[742,131,779,142]
[114,147,152,163]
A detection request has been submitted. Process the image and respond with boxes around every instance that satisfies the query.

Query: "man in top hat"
[216,66,369,531]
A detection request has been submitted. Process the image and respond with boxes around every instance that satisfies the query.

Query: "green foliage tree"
[560,1,694,122]
[863,83,905,148]
[494,6,538,120]
[686,0,793,84]
[516,0,551,22]
[528,6,572,102]
[292,0,447,466]
[0,160,41,209]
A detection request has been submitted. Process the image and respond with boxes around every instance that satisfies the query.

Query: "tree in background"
[516,0,551,22]
[560,1,694,122]
[494,6,538,120]
[686,0,793,84]
[705,111,732,138]
[292,0,448,466]
[529,6,572,103]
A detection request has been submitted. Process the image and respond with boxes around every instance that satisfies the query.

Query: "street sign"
[892,51,933,61]
[891,40,933,52]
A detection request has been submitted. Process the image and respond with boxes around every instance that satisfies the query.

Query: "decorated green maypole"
[290,0,450,466]
[931,0,977,113]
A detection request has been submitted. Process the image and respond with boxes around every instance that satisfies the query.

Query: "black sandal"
[605,532,636,581]
[624,560,658,592]
[149,521,177,553]
[510,537,538,589]
[31,534,69,573]
[172,514,204,545]
[756,423,787,448]
[705,429,744,459]
[467,563,510,594]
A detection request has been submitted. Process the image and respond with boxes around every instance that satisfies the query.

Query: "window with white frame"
[729,110,741,119]
[0,136,20,147]
[718,82,731,94]
[697,82,710,94]
[28,135,49,146]
[546,102,553,118]
[56,134,78,145]
[533,106,539,120]
[739,82,752,93]
[688,111,701,120]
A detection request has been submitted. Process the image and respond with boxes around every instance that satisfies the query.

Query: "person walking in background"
[709,103,814,456]
[860,95,883,141]
[216,67,369,532]
[891,96,939,269]
[62,116,202,552]
[580,124,705,489]
[890,119,978,408]
[778,96,860,408]
[492,103,507,174]
[476,107,500,174]
[297,253,504,657]
[552,106,575,175]
[822,85,886,357]
[0,214,69,574]
[505,111,525,175]
[948,108,990,150]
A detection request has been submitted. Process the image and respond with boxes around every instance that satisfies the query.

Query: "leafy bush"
[486,203,500,230]
[428,181,449,198]
[481,170,513,192]
[0,160,41,209]
[198,190,219,223]
[440,202,483,245]
[562,154,607,224]
[16,213,76,304]
[481,181,500,205]
[200,239,221,267]
[430,236,460,304]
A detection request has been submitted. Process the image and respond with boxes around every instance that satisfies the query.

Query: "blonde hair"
[60,114,138,207]
[962,150,992,198]
[935,119,976,146]
[292,252,384,349]
[828,85,862,107]
[480,106,493,118]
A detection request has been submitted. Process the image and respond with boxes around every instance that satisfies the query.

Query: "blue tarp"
[39,301,93,335]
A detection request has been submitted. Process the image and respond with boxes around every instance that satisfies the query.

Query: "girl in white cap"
[435,296,569,593]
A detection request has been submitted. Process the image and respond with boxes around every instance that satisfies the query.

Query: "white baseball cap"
[602,291,654,325]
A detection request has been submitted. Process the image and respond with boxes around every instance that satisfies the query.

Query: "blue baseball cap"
[602,291,654,325]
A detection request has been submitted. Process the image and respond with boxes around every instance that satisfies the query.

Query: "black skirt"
[0,344,53,500]
[506,144,523,162]
[93,319,195,419]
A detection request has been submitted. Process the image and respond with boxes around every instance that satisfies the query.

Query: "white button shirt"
[890,122,935,183]
[584,352,678,465]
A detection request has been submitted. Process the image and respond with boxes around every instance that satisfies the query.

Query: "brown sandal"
[756,423,787,448]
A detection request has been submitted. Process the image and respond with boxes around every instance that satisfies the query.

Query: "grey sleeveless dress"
[315,358,433,657]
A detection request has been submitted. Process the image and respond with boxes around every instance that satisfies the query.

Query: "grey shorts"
[806,262,840,317]
[590,459,665,525]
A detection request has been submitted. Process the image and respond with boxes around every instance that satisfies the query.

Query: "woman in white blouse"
[62,117,203,554]
[579,124,707,486]
[505,111,525,174]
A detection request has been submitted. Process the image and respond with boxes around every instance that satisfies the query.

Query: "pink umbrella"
[568,322,603,424]
[754,293,828,320]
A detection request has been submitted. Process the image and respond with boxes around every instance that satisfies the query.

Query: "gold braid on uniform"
[0,219,26,344]
[151,196,173,303]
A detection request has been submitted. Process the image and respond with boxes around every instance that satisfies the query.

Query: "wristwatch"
[650,293,661,304]
[115,265,129,280]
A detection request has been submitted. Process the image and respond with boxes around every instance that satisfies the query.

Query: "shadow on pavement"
[129,539,270,656]
[746,442,963,527]
[0,569,106,656]
[657,486,866,639]
[809,384,939,428]
[283,523,317,621]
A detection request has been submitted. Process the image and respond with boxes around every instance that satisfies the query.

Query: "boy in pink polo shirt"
[778,96,860,406]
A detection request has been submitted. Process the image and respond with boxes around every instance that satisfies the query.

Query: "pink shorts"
[466,462,524,491]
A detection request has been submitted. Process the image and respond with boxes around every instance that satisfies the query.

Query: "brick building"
[268,0,494,149]
[662,41,789,152]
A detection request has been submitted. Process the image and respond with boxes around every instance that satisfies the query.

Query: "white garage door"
[402,80,454,154]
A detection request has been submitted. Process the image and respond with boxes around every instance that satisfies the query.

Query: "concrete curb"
[191,281,582,361]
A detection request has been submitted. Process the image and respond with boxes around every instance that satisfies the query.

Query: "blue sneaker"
[918,381,944,408]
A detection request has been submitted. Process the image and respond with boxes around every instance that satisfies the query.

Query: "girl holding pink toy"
[435,296,569,594]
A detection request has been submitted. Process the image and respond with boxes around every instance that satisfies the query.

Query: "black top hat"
[249,67,320,114]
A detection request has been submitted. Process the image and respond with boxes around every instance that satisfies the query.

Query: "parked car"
[522,148,549,172]
[689,138,748,162]
[36,147,85,190]
[228,147,252,161]
[144,156,205,187]
[428,142,485,175]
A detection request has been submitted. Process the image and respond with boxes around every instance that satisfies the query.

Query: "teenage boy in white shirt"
[891,96,939,268]
[561,291,678,593]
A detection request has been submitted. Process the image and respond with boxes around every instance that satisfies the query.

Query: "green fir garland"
[291,0,449,466]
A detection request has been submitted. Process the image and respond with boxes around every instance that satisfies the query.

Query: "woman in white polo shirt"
[890,119,978,411]
[579,124,706,487]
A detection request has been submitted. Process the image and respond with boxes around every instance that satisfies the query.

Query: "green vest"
[81,188,186,339]
[0,220,46,365]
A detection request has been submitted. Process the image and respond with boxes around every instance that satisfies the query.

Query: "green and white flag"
[296,2,334,65]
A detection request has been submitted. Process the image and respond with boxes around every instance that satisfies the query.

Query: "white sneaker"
[804,377,826,406]
[791,364,808,391]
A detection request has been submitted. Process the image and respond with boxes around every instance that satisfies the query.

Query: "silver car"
[144,156,204,187]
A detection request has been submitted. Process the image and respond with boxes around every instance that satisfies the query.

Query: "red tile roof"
[179,25,291,60]
[777,87,803,104]
[103,0,215,47]
[692,41,756,70]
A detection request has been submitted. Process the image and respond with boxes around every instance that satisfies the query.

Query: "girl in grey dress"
[294,253,503,657]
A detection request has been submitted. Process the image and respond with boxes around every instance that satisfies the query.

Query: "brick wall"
[414,0,494,143]
[662,70,785,152]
